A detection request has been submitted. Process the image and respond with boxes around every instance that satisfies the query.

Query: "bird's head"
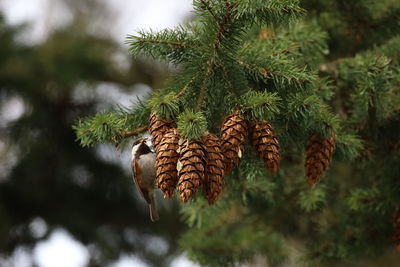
[131,138,152,159]
[132,138,148,147]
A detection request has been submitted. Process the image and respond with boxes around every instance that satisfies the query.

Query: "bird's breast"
[138,153,156,180]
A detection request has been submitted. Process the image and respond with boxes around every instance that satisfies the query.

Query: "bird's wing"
[131,159,151,204]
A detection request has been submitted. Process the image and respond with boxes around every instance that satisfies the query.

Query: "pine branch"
[176,75,198,98]
[347,188,389,213]
[213,1,233,51]
[218,62,236,95]
[135,38,194,49]
[127,28,198,64]
[257,6,305,14]
[267,47,293,57]
[198,0,219,22]
[237,60,312,83]
[120,126,148,139]
[267,37,324,58]
[177,110,208,140]
[196,2,233,111]
[73,104,150,147]
[149,92,180,119]
[239,91,280,121]
[196,59,215,111]
[234,0,306,26]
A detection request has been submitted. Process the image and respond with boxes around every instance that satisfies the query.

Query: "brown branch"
[120,126,148,139]
[218,62,239,97]
[195,60,215,111]
[266,40,314,57]
[219,63,234,89]
[243,101,274,111]
[195,2,233,111]
[213,1,233,51]
[176,75,197,98]
[199,0,218,22]
[263,39,320,58]
[237,60,310,83]
[358,196,386,204]
[136,39,195,49]
[257,7,306,15]
[268,48,292,57]
[111,126,149,149]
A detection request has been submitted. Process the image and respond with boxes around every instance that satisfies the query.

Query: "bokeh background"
[0,0,197,266]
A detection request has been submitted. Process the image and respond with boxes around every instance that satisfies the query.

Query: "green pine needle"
[149,92,181,120]
[299,186,327,212]
[177,110,208,140]
[239,90,281,121]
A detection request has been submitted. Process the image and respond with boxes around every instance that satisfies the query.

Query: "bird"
[131,138,159,222]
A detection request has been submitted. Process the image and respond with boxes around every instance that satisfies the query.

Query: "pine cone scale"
[177,139,206,202]
[221,112,248,175]
[149,113,176,151]
[249,121,281,173]
[305,134,336,185]
[155,128,180,198]
[202,133,224,205]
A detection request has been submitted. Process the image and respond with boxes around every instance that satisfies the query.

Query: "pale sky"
[0,1,197,266]
[0,0,194,44]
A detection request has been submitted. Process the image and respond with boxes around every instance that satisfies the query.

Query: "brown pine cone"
[393,207,400,252]
[156,128,180,198]
[305,134,336,185]
[149,112,176,151]
[249,121,280,173]
[203,133,225,205]
[177,139,206,202]
[220,111,248,175]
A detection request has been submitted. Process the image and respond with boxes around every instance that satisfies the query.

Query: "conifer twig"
[237,60,310,83]
[199,0,218,22]
[176,76,197,98]
[268,48,292,57]
[196,60,215,111]
[195,3,233,111]
[112,126,148,149]
[136,39,195,49]
[257,7,306,14]
[213,1,233,51]
[120,126,148,139]
[243,101,274,110]
[218,62,239,97]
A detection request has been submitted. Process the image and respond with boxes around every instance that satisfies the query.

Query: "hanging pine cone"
[203,133,225,205]
[393,207,400,252]
[305,134,336,185]
[177,139,206,202]
[220,111,248,175]
[155,128,180,198]
[249,121,280,173]
[149,112,176,151]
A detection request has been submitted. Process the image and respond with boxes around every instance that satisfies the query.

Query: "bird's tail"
[149,194,159,222]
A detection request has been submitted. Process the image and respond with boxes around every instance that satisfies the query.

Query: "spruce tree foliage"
[74,0,400,265]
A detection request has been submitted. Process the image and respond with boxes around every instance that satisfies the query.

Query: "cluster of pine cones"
[149,110,336,204]
[149,112,224,204]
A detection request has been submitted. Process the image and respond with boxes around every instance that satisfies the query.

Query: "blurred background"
[0,0,196,266]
